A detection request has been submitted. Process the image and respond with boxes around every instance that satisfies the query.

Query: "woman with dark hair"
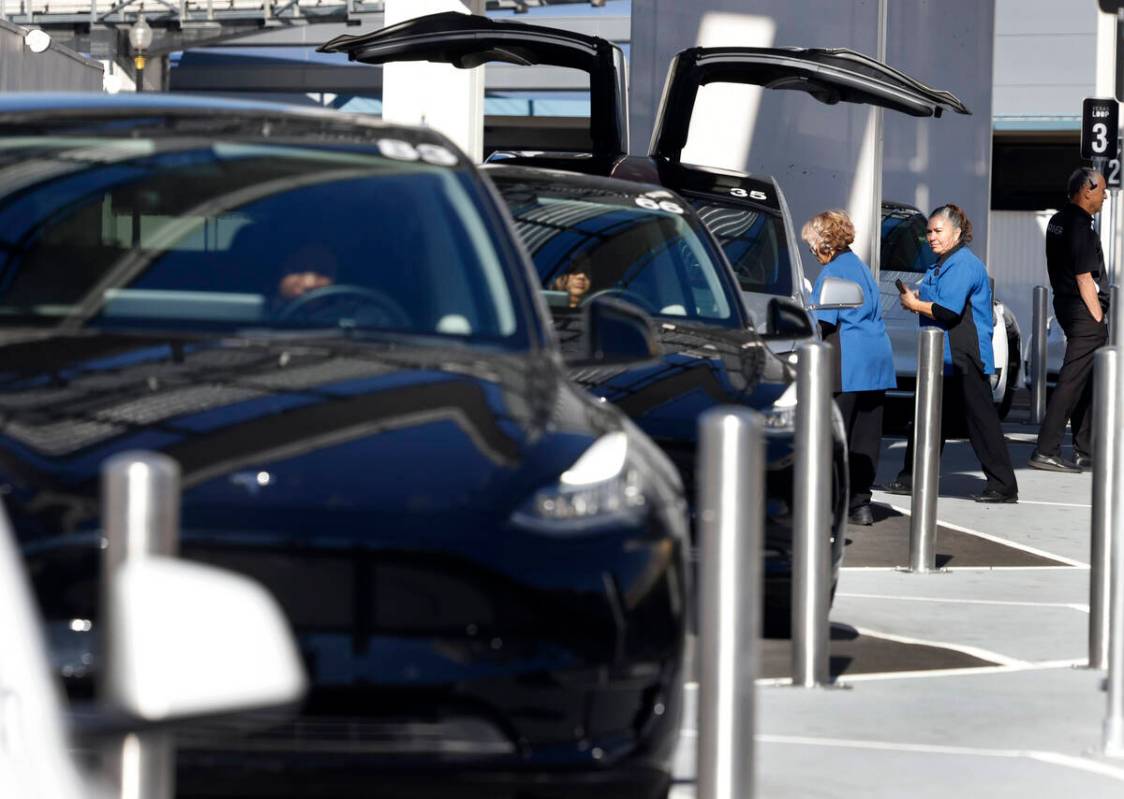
[887,204,1018,503]
[802,209,895,525]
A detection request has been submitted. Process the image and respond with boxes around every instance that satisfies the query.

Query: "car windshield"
[0,135,528,348]
[491,178,739,327]
[686,198,794,297]
[881,205,937,274]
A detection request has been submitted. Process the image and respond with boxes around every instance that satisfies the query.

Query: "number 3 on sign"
[1093,122,1110,154]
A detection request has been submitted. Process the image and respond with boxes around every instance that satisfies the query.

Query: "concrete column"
[382,0,485,162]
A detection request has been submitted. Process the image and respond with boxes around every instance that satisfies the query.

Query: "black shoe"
[881,478,912,495]
[1075,453,1093,470]
[849,505,874,526]
[1028,450,1081,473]
[971,488,1018,504]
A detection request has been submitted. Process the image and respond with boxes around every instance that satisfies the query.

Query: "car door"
[650,46,970,164]
[318,11,629,160]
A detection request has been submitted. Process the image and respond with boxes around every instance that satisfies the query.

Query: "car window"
[685,198,794,297]
[492,180,737,326]
[0,137,528,348]
[881,206,937,274]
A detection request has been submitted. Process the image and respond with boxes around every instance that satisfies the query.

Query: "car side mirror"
[809,276,864,310]
[566,295,661,368]
[763,297,815,340]
[104,556,306,722]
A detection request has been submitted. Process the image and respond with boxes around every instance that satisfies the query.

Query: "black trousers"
[1036,302,1107,457]
[835,390,884,511]
[896,352,1018,495]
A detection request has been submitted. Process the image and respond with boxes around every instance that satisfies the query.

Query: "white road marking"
[1016,500,1093,508]
[682,658,1087,690]
[885,503,1089,567]
[842,565,1088,571]
[838,592,1090,612]
[850,625,1029,667]
[755,735,1124,783]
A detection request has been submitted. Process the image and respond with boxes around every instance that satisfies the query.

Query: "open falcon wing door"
[650,46,970,164]
[320,11,629,160]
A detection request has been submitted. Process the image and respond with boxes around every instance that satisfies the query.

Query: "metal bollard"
[1030,285,1049,425]
[1091,348,1118,670]
[101,452,181,799]
[910,328,944,573]
[697,408,764,799]
[792,342,832,687]
[1107,340,1124,756]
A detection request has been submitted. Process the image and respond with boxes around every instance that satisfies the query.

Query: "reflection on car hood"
[554,314,789,435]
[0,330,615,541]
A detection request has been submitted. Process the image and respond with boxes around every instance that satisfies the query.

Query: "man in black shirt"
[1030,167,1109,472]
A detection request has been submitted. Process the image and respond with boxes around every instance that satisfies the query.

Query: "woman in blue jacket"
[802,210,896,526]
[888,204,1018,503]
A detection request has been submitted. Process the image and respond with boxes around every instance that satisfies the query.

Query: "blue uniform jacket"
[918,246,995,374]
[811,250,896,392]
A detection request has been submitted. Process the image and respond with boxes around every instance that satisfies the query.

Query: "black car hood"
[554,315,790,440]
[0,330,613,543]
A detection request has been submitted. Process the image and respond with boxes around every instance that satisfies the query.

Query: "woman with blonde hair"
[802,209,896,525]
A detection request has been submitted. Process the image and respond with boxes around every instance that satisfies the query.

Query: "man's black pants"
[895,353,1018,495]
[1036,302,1108,457]
[835,390,884,511]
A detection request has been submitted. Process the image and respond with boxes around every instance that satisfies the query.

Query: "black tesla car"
[0,94,688,799]
[483,165,847,621]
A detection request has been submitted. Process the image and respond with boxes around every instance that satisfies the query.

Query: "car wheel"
[997,335,1020,420]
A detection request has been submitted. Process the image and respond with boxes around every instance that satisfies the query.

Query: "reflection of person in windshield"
[553,267,591,308]
[278,243,337,300]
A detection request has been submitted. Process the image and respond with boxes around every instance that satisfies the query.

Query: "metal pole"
[909,328,944,573]
[792,342,831,686]
[1112,284,1123,347]
[1107,337,1124,756]
[1092,348,1118,670]
[1030,285,1049,424]
[101,452,180,799]
[697,408,764,799]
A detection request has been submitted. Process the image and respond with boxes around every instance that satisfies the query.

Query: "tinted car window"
[493,179,737,326]
[687,198,793,296]
[881,206,937,273]
[0,137,527,348]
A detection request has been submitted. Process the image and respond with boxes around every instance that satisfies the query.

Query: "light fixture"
[24,28,51,53]
[590,0,607,7]
[128,14,154,93]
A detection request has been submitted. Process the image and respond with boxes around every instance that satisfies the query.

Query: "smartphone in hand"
[894,278,908,294]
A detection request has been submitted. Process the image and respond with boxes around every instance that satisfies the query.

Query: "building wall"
[629,0,994,279]
[993,0,1097,121]
[882,0,996,264]
[0,20,103,91]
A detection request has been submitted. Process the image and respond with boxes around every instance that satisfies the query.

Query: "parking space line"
[755,735,1124,783]
[838,592,1089,612]
[885,503,1090,567]
[842,565,1088,571]
[1016,500,1093,508]
[851,625,1029,667]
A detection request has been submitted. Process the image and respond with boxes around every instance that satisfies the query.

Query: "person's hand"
[899,288,920,313]
[279,271,333,299]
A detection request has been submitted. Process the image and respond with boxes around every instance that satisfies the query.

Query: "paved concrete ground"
[671,401,1124,797]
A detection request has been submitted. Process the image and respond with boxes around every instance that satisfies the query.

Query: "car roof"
[0,93,458,149]
[483,163,676,200]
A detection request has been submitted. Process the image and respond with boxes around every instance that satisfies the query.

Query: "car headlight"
[763,382,797,434]
[515,432,646,528]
